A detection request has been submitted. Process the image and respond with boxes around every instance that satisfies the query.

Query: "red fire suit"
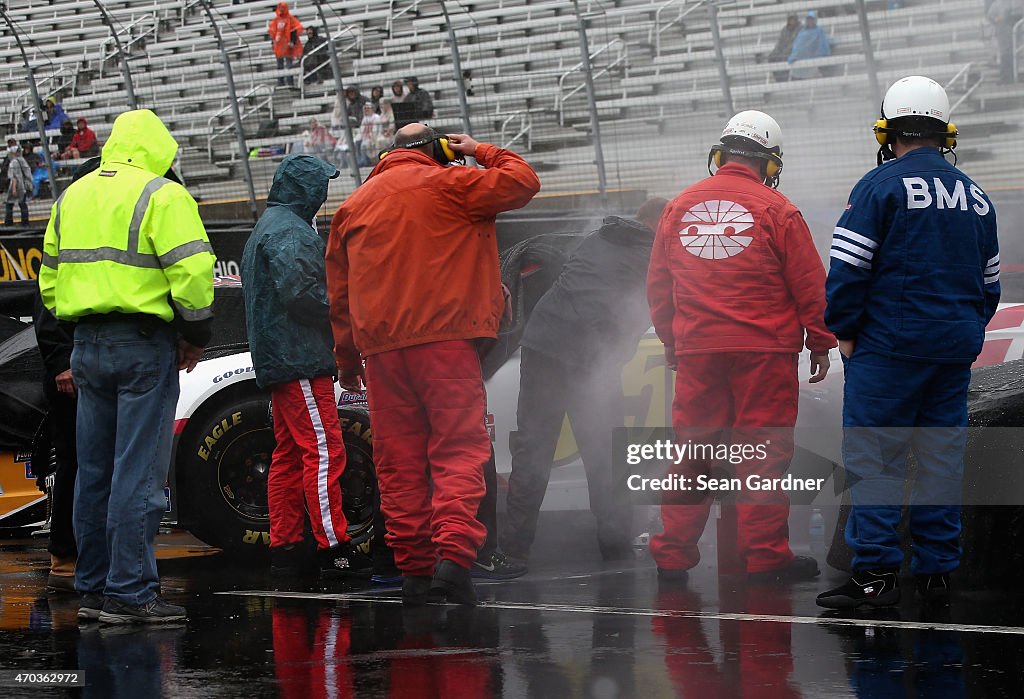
[326,144,540,575]
[647,162,835,573]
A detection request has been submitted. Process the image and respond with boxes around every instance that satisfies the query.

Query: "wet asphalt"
[2,526,1024,699]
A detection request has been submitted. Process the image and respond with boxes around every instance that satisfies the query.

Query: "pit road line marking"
[217,590,1024,636]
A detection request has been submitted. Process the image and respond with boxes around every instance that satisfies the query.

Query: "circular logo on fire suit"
[676,200,755,260]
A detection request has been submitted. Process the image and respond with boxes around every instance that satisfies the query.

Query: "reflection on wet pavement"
[0,531,1022,698]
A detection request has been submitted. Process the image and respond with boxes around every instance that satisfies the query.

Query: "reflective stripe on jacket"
[38,109,215,326]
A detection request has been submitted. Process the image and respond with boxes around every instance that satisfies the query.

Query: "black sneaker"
[402,575,432,606]
[816,570,900,609]
[749,555,821,583]
[319,541,374,579]
[429,559,478,606]
[271,543,316,577]
[98,596,186,624]
[77,593,103,621]
[657,567,690,583]
[472,551,527,580]
[916,573,951,604]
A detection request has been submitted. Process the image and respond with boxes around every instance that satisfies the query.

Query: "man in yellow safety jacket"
[38,108,215,625]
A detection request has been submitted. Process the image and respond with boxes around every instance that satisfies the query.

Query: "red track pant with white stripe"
[651,353,798,574]
[365,340,488,575]
[269,376,349,550]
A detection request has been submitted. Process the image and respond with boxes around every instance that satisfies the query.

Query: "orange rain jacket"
[327,144,541,376]
[267,2,303,60]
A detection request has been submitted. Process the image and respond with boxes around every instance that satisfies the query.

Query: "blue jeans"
[842,348,970,574]
[71,319,179,605]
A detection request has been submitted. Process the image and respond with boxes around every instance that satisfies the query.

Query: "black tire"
[175,387,376,558]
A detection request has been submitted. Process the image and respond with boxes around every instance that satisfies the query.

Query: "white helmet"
[881,75,950,123]
[720,110,782,155]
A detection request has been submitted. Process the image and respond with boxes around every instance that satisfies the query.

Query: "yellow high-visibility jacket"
[38,109,215,331]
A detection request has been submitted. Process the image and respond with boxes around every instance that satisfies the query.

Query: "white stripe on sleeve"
[830,249,872,269]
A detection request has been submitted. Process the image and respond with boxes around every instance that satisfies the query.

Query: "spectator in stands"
[344,87,367,126]
[305,117,337,165]
[5,144,32,226]
[787,10,831,80]
[56,121,75,156]
[43,97,69,131]
[61,118,98,160]
[357,102,381,167]
[390,80,406,103]
[302,26,327,84]
[0,138,14,197]
[30,144,50,199]
[369,86,384,113]
[987,0,1023,83]
[268,2,303,87]
[377,99,396,149]
[767,15,801,63]
[403,76,434,119]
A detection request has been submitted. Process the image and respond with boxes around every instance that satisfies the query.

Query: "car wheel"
[175,391,377,558]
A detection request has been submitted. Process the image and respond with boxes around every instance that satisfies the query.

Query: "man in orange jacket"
[647,111,835,583]
[267,2,303,87]
[327,124,540,605]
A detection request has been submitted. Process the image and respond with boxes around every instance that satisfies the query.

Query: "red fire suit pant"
[364,340,488,576]
[269,376,350,550]
[650,353,798,573]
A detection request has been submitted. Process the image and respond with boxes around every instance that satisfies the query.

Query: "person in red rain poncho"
[268,2,303,87]
[647,110,836,584]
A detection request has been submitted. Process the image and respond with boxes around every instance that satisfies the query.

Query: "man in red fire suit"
[326,124,540,605]
[647,110,835,582]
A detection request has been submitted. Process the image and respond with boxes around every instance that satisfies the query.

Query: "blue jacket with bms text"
[242,155,338,388]
[825,147,1000,363]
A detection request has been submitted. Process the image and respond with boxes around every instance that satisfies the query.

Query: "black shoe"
[916,573,951,604]
[319,541,374,579]
[600,543,636,562]
[472,551,527,580]
[47,573,77,595]
[98,596,186,624]
[657,567,690,583]
[271,543,316,577]
[749,555,821,583]
[402,575,433,606]
[429,559,478,606]
[77,593,103,621]
[816,570,900,609]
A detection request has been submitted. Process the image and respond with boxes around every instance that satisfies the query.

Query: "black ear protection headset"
[708,139,784,188]
[873,111,958,165]
[378,128,461,165]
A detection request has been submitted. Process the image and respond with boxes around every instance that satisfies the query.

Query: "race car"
[3,243,1024,561]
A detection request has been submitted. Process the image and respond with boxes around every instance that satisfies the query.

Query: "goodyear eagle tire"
[175,392,376,559]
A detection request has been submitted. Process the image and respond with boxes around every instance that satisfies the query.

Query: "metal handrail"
[945,62,973,92]
[1012,16,1024,83]
[206,84,274,160]
[556,38,627,126]
[946,63,984,114]
[500,110,532,151]
[650,0,705,58]
[387,0,423,39]
[299,25,362,98]
[98,13,158,74]
[180,0,204,26]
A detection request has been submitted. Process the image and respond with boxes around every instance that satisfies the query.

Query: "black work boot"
[402,576,432,606]
[748,555,821,584]
[429,559,478,606]
[916,573,951,605]
[816,569,900,609]
[319,541,374,579]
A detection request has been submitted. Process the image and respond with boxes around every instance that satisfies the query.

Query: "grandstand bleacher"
[1,0,1019,224]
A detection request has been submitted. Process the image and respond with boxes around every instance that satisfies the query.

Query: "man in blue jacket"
[817,76,1000,609]
[242,155,372,579]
